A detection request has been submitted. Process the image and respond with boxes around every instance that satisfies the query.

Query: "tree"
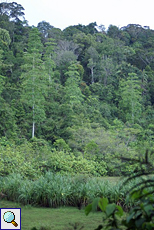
[55,49,77,84]
[87,46,99,84]
[75,22,98,35]
[118,73,142,124]
[100,57,116,86]
[37,21,54,42]
[0,2,25,22]
[44,38,56,82]
[63,25,81,40]
[0,46,18,139]
[64,63,84,108]
[0,49,5,95]
[107,25,121,39]
[0,28,11,48]
[21,28,48,138]
[63,22,98,39]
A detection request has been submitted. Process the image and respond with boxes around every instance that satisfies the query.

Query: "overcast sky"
[8,0,154,30]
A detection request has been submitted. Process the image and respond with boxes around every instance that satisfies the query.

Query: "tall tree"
[64,63,84,108]
[118,73,142,124]
[44,38,56,82]
[21,28,48,138]
[37,21,54,43]
[87,46,99,84]
[0,2,25,22]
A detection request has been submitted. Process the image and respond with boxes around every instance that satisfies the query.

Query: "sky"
[5,0,154,30]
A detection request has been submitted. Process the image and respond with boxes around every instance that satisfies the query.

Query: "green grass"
[0,200,103,230]
[96,176,120,183]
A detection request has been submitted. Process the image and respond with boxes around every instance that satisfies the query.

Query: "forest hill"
[0,2,154,177]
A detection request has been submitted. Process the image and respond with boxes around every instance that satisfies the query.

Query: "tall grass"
[0,172,152,209]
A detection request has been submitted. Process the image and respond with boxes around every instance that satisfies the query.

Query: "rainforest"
[0,2,154,229]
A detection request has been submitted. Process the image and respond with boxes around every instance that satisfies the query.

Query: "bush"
[0,142,42,178]
[0,140,109,179]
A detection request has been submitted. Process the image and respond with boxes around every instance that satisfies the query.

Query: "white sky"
[7,0,154,30]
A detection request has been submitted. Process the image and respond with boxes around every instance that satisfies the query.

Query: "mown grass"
[0,200,103,230]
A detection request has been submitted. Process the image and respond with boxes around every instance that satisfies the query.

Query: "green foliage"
[86,187,154,230]
[0,139,108,178]
[21,28,49,138]
[118,72,142,123]
[0,28,11,47]
[37,20,54,41]
[0,173,107,207]
[85,151,154,230]
[3,171,153,212]
[1,1,154,185]
[1,6,154,229]
[64,63,84,110]
[0,141,41,178]
[53,138,71,151]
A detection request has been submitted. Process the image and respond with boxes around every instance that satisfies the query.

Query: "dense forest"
[0,1,154,178]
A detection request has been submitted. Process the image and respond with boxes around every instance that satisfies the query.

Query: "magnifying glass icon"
[3,211,18,227]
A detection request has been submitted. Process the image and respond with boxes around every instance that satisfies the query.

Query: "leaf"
[94,225,103,230]
[135,210,142,219]
[106,203,116,217]
[130,190,141,200]
[126,212,135,223]
[92,197,101,212]
[85,204,92,216]
[135,218,146,228]
[143,204,153,217]
[98,197,108,211]
[116,205,124,217]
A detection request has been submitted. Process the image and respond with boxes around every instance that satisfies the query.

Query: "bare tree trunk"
[32,122,35,138]
[131,99,134,124]
[91,67,94,84]
[32,104,35,138]
[32,56,35,138]
[104,73,107,86]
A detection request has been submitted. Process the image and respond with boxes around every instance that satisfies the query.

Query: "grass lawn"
[0,200,103,230]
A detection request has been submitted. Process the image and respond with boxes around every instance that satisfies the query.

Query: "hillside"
[0,2,154,177]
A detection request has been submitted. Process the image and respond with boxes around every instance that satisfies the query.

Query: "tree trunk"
[91,67,94,84]
[32,104,35,138]
[131,99,134,124]
[32,56,35,138]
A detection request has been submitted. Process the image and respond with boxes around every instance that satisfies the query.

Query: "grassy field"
[0,200,103,230]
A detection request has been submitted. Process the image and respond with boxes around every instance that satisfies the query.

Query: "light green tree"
[64,63,84,108]
[44,38,56,82]
[21,28,48,138]
[0,28,11,48]
[118,73,142,124]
